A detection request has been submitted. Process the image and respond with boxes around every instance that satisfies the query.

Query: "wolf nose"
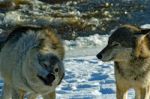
[96,53,102,59]
[46,73,55,84]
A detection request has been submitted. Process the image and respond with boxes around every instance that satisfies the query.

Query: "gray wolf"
[0,26,65,99]
[97,25,150,99]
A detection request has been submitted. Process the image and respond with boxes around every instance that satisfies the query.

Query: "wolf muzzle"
[38,73,55,86]
[36,54,65,86]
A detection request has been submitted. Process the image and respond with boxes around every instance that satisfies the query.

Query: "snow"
[140,24,150,29]
[56,56,114,99]
[56,56,137,99]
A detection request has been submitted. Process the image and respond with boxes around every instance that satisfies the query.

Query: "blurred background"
[0,0,150,40]
[41,0,150,39]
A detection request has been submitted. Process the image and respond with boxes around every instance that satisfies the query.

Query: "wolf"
[97,24,150,99]
[0,26,65,99]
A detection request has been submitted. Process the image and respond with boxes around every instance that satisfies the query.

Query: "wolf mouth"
[102,56,114,62]
[37,74,55,86]
[108,56,114,61]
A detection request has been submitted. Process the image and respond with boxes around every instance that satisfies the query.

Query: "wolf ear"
[134,32,150,58]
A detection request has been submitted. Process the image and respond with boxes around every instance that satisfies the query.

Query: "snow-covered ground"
[57,56,135,99]
[57,56,116,99]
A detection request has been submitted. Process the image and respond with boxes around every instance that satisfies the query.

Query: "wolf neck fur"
[18,31,39,54]
[115,57,150,81]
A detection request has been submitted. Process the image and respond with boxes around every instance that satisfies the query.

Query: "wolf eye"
[55,68,59,72]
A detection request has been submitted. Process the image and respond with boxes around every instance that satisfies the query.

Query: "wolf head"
[17,27,65,90]
[97,25,150,62]
[36,28,65,86]
[37,53,64,86]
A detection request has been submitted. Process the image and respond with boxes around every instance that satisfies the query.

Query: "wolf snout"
[46,73,55,84]
[38,73,56,86]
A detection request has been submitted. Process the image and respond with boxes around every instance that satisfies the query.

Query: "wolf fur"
[97,25,150,99]
[0,26,65,99]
